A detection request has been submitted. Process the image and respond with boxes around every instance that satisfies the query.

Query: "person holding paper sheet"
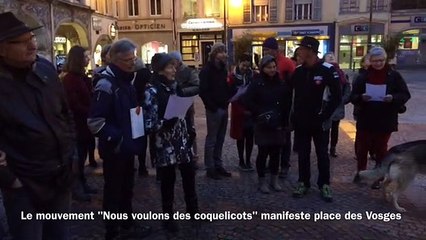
[143,53,198,233]
[87,39,151,240]
[228,53,255,171]
[169,51,199,166]
[351,47,411,188]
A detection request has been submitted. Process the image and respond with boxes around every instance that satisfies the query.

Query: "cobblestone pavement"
[65,97,426,240]
[2,70,426,240]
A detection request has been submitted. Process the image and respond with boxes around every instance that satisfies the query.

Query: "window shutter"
[243,0,252,23]
[285,0,294,22]
[312,0,322,21]
[269,0,278,23]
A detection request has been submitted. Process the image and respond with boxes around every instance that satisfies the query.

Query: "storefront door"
[201,41,214,66]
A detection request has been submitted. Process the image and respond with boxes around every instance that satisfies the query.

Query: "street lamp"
[367,0,373,50]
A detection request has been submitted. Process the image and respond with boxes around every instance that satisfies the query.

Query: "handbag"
[256,110,281,129]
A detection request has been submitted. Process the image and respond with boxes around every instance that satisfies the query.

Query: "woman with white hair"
[351,47,411,188]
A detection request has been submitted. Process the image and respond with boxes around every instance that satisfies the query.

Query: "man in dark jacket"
[0,12,76,240]
[87,39,151,240]
[290,36,342,202]
[199,42,233,179]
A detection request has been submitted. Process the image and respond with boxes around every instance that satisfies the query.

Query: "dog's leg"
[392,191,406,213]
[382,175,392,202]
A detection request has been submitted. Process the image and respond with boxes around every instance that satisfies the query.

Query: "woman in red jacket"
[62,46,97,201]
[228,54,255,171]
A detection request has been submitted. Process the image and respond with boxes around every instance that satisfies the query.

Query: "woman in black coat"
[244,55,292,194]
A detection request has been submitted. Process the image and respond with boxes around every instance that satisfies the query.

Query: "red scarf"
[367,65,389,85]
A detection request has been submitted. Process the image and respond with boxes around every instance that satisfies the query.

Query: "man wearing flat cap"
[290,36,342,202]
[0,12,76,239]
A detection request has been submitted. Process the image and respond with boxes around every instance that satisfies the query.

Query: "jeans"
[330,120,340,149]
[204,108,228,170]
[2,187,70,240]
[296,128,330,188]
[280,131,292,169]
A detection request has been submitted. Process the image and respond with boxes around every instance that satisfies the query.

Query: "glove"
[163,117,179,129]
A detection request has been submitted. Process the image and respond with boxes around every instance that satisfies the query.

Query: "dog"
[359,140,426,212]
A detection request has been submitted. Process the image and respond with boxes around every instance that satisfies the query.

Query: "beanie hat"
[262,37,278,50]
[208,42,226,61]
[239,53,252,63]
[151,53,173,73]
[169,51,183,62]
[259,55,276,70]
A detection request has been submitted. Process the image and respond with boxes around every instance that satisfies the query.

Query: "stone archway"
[53,22,89,67]
[93,34,113,67]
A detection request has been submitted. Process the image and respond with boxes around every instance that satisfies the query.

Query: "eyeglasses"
[7,35,37,45]
[118,57,137,64]
[371,59,385,63]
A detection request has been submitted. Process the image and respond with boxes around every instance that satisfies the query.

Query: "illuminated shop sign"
[54,37,67,43]
[291,29,323,36]
[352,24,369,33]
[118,23,167,31]
[181,18,223,30]
[412,16,426,25]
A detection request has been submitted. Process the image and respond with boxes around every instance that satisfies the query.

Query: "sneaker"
[353,173,361,183]
[293,182,309,198]
[245,162,255,171]
[320,185,333,202]
[279,167,289,179]
[216,167,232,177]
[239,162,248,171]
[206,169,222,180]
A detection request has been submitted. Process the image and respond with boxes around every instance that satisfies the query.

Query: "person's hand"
[0,150,6,166]
[11,178,23,189]
[383,94,393,102]
[362,94,372,102]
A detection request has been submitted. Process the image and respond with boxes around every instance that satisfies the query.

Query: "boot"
[258,177,270,194]
[72,182,91,202]
[330,146,337,157]
[270,175,283,192]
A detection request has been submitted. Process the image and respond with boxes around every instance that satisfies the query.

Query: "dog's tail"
[358,153,399,180]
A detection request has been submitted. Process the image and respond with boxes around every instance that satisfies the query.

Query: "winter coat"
[0,56,76,208]
[351,67,411,133]
[87,64,144,157]
[329,63,351,121]
[244,72,292,146]
[199,61,233,112]
[228,66,254,140]
[143,74,191,167]
[290,61,342,131]
[62,72,93,143]
[176,63,199,97]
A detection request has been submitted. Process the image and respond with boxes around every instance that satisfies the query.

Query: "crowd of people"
[0,11,411,240]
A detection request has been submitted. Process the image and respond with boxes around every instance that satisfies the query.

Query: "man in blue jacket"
[87,39,151,240]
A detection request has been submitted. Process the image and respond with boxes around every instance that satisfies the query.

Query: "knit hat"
[208,42,226,61]
[151,53,173,73]
[259,55,276,70]
[169,51,183,62]
[262,37,278,50]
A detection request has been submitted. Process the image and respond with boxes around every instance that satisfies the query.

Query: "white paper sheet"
[365,84,387,101]
[130,106,145,139]
[164,95,194,120]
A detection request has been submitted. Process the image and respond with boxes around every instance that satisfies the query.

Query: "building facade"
[335,0,391,69]
[389,0,426,67]
[116,0,173,65]
[1,0,117,69]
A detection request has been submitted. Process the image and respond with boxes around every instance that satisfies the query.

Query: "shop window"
[128,0,139,16]
[367,0,388,12]
[253,4,269,22]
[141,41,168,64]
[150,0,162,16]
[339,0,359,13]
[294,3,312,20]
[183,0,198,18]
[205,0,220,17]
